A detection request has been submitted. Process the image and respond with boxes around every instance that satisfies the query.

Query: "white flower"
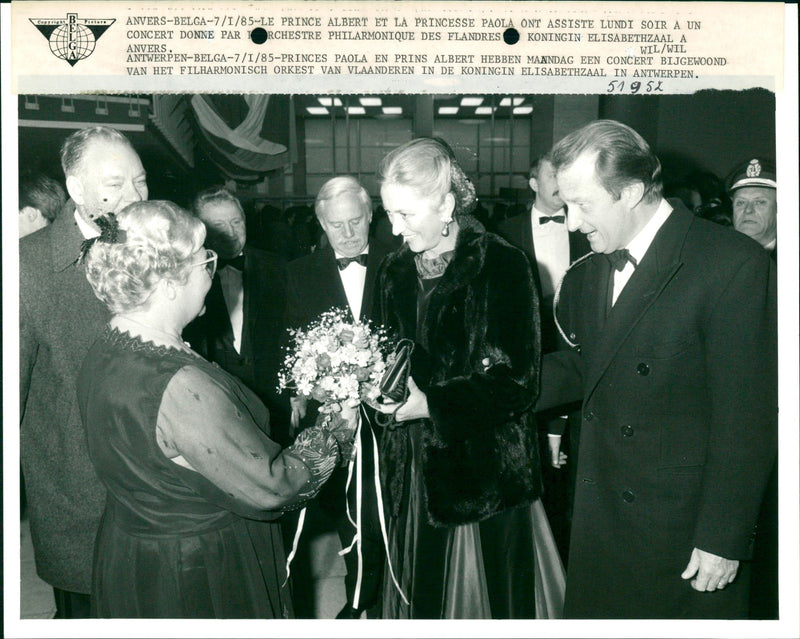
[278,307,391,411]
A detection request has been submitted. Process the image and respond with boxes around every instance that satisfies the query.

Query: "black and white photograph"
[3,3,798,638]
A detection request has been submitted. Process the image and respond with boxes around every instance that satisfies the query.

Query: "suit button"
[622,489,636,503]
[636,363,650,376]
[584,410,595,421]
[621,424,634,437]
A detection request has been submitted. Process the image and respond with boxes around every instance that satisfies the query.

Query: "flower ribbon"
[283,405,408,608]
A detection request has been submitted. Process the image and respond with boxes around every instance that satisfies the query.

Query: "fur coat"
[377,215,543,527]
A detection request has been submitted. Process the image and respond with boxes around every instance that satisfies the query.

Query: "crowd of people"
[19,121,778,620]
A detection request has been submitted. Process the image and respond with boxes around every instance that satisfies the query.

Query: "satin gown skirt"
[382,432,565,619]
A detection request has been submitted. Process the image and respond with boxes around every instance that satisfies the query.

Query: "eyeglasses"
[191,248,218,279]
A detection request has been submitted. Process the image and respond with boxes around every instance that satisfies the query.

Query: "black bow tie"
[219,254,245,271]
[539,215,566,225]
[337,254,368,270]
[606,249,638,272]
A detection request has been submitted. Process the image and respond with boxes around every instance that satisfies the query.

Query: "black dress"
[381,268,565,619]
[77,327,336,618]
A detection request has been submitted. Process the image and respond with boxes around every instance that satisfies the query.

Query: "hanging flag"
[189,94,295,181]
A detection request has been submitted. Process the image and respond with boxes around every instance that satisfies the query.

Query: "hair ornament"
[77,212,127,264]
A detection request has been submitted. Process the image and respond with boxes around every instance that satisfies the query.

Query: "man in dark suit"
[20,126,148,617]
[538,120,777,618]
[183,187,289,442]
[285,176,395,618]
[496,154,590,562]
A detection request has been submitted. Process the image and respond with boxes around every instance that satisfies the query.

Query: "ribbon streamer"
[339,405,409,610]
[284,405,408,609]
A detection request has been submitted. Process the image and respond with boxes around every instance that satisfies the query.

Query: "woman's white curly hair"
[84,200,206,314]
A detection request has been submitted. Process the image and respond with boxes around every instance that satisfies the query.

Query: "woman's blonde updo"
[377,137,477,218]
[84,200,206,314]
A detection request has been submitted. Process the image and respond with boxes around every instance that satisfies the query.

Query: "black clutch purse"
[374,339,414,427]
[379,338,414,402]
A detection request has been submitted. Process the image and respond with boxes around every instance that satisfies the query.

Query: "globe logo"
[49,22,96,65]
[31,13,115,67]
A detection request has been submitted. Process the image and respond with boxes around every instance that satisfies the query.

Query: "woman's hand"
[325,403,360,463]
[374,376,429,422]
[289,395,308,436]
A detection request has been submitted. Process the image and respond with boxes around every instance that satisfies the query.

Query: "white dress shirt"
[74,210,99,240]
[336,250,368,320]
[530,204,571,299]
[612,199,673,305]
[219,260,245,354]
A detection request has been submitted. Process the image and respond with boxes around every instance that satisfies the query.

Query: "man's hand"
[547,434,568,468]
[681,547,739,591]
[290,395,308,436]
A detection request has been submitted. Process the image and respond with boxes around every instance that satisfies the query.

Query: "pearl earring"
[441,219,452,236]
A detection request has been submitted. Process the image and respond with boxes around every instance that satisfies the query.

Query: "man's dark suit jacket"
[19,201,109,594]
[285,239,394,329]
[283,237,394,613]
[539,200,778,619]
[183,245,288,440]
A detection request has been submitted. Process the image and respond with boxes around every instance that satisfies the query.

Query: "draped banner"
[189,94,296,182]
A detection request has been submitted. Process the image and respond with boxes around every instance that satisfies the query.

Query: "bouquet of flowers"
[278,308,389,414]
[278,308,409,607]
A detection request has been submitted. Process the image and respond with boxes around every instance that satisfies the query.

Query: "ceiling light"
[475,106,495,115]
[382,106,402,115]
[307,106,329,115]
[500,97,525,107]
[438,106,459,115]
[513,106,533,115]
[318,97,342,107]
[347,106,366,115]
[460,97,484,107]
[359,97,382,107]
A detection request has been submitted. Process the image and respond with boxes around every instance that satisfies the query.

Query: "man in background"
[20,126,148,617]
[284,176,394,618]
[183,187,289,441]
[727,157,777,256]
[726,156,779,619]
[18,173,67,239]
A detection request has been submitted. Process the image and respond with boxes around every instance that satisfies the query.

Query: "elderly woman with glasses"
[76,200,356,618]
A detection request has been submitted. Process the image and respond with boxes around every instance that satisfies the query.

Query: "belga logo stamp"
[30,13,115,66]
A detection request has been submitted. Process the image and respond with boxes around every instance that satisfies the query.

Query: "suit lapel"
[239,249,254,356]
[518,214,545,300]
[584,207,691,400]
[206,274,235,345]
[51,201,84,272]
[320,245,352,319]
[362,240,392,321]
[522,213,536,262]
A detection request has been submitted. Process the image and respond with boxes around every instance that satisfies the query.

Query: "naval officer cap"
[726,157,777,193]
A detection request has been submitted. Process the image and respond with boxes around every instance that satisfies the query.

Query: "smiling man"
[20,126,148,617]
[537,119,777,619]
